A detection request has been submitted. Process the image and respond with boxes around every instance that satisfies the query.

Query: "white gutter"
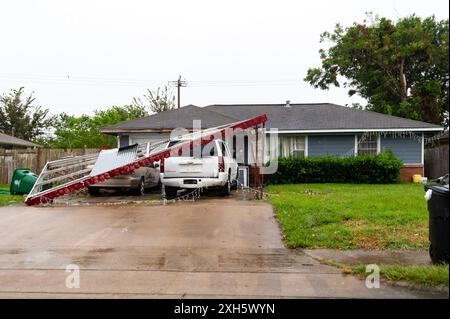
[266,127,443,134]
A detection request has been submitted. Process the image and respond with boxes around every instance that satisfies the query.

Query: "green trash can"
[9,168,39,195]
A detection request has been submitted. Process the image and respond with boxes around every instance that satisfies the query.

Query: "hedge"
[268,150,403,184]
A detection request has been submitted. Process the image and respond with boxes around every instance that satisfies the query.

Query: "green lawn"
[351,264,449,287]
[0,184,23,206]
[268,183,428,249]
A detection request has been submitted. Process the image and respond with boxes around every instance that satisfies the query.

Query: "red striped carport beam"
[24,114,268,206]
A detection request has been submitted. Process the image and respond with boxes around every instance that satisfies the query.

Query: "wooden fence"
[0,148,100,185]
[424,144,449,179]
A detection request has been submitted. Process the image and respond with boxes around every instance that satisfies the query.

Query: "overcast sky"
[0,0,448,116]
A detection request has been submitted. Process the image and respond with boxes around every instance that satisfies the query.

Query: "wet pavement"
[51,188,162,206]
[0,198,447,298]
[44,187,258,206]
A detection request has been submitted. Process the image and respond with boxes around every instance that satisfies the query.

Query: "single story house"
[0,132,41,149]
[100,103,444,182]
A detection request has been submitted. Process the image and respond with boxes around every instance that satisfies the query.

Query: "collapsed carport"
[25,115,268,206]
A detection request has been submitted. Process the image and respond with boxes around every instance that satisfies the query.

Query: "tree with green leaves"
[305,14,449,126]
[0,87,54,141]
[133,85,175,113]
[39,105,147,148]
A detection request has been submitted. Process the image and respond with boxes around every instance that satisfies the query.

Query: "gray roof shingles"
[0,132,41,148]
[100,103,442,133]
[206,103,443,131]
[100,105,238,132]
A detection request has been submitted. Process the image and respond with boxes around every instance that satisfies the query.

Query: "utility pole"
[170,75,187,108]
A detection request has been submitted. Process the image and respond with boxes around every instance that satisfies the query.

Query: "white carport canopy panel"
[90,144,138,176]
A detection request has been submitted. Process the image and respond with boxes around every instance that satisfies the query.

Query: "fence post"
[36,148,41,173]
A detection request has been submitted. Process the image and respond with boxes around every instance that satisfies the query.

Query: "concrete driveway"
[0,198,444,298]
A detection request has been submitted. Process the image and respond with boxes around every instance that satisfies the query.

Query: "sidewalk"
[303,249,431,266]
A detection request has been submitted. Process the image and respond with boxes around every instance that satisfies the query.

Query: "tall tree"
[40,105,147,148]
[133,85,176,113]
[305,14,449,126]
[0,87,54,140]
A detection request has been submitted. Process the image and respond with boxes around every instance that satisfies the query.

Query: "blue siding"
[119,135,129,148]
[308,135,355,157]
[381,136,422,164]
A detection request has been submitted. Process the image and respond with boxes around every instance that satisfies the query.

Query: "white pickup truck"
[160,139,238,197]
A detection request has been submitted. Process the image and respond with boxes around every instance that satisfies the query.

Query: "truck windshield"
[167,140,217,157]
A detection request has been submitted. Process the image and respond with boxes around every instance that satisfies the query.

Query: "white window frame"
[281,135,306,157]
[291,136,305,158]
[356,134,379,156]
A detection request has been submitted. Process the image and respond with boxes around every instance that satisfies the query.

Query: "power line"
[0,73,165,87]
[0,73,301,88]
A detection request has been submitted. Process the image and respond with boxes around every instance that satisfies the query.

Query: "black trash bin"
[424,182,449,264]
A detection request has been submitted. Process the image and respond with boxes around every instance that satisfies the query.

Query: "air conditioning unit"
[238,166,249,188]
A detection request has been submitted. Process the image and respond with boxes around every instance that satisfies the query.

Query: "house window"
[357,135,378,155]
[279,135,306,158]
